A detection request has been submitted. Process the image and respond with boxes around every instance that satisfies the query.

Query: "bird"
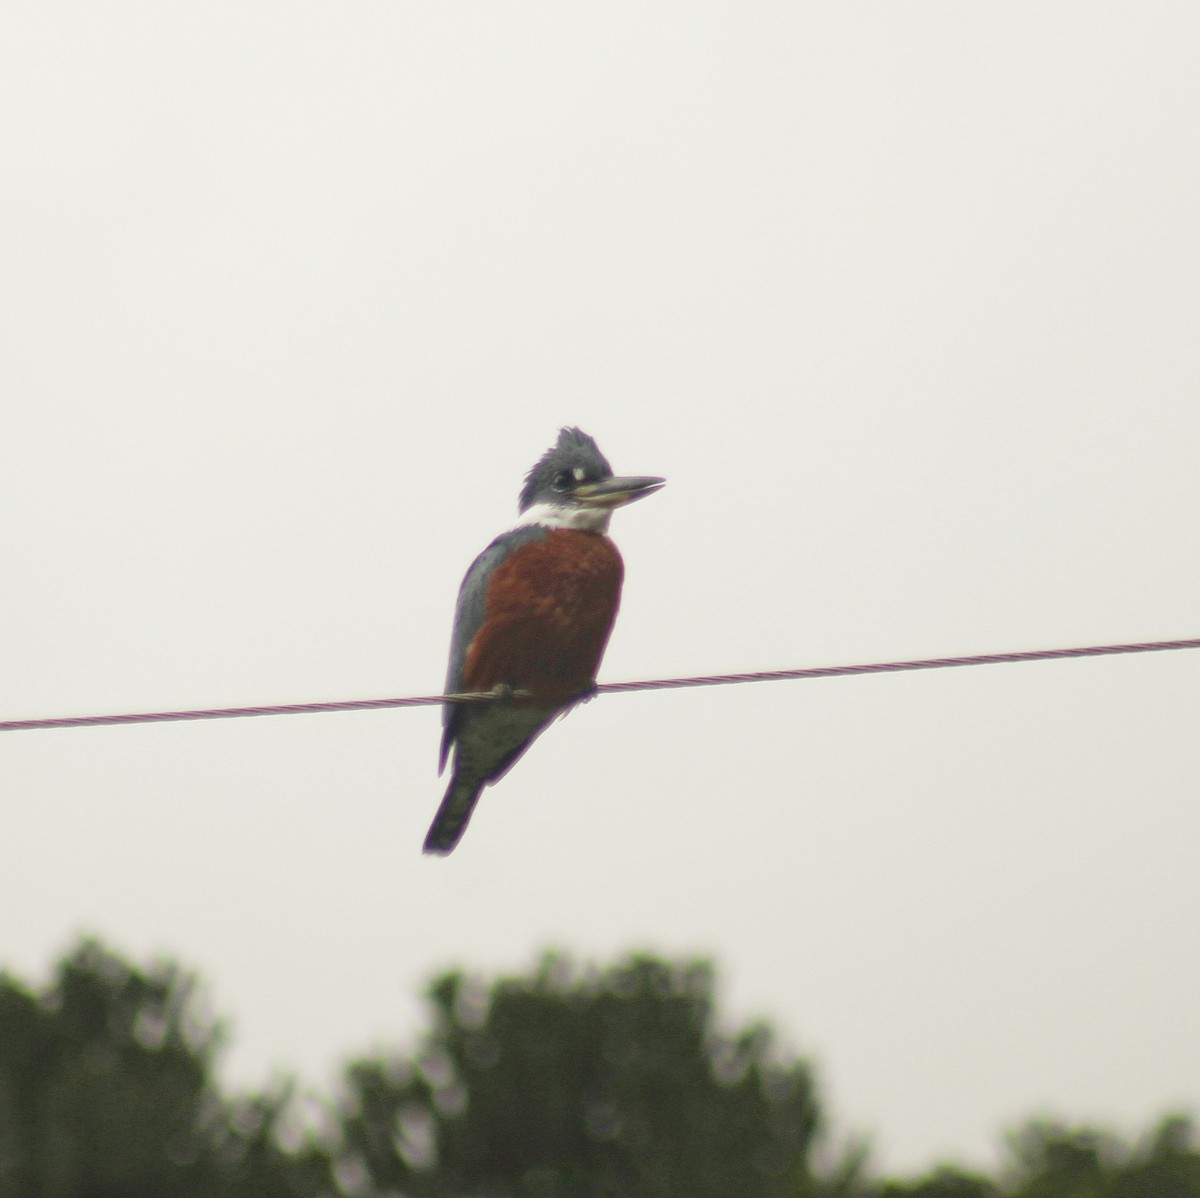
[424,427,664,855]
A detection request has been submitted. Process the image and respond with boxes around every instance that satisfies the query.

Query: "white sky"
[3,1,1199,1176]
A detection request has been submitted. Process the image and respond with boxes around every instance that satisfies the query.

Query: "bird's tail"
[423,776,484,856]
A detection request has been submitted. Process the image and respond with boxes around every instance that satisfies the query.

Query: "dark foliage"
[0,939,328,1198]
[869,1117,1200,1198]
[1,938,1197,1198]
[333,953,826,1198]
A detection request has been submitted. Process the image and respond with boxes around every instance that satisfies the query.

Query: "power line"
[3,636,1197,734]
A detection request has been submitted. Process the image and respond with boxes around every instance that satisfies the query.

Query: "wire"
[2,636,1197,734]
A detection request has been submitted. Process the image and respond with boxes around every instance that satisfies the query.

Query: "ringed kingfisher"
[424,427,664,855]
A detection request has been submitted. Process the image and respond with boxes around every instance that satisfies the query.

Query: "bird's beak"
[574,475,666,509]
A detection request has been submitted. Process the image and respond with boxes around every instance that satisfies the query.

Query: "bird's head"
[517,427,664,533]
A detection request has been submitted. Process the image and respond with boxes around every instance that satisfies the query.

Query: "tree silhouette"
[0,938,327,1198]
[333,952,832,1198]
[869,1116,1200,1198]
[1,937,1198,1198]
[1003,1116,1200,1198]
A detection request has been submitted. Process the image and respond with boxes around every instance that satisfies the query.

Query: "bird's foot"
[490,682,516,701]
[575,679,599,704]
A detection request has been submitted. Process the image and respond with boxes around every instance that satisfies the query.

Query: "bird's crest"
[518,427,613,513]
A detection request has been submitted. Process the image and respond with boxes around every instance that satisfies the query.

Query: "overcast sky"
[3,1,1199,1176]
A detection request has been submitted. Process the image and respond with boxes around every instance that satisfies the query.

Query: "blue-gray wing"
[439,524,548,772]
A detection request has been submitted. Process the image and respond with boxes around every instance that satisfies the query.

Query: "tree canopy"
[335,954,825,1197]
[0,938,1195,1198]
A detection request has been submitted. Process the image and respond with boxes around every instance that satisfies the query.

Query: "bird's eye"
[552,471,573,491]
